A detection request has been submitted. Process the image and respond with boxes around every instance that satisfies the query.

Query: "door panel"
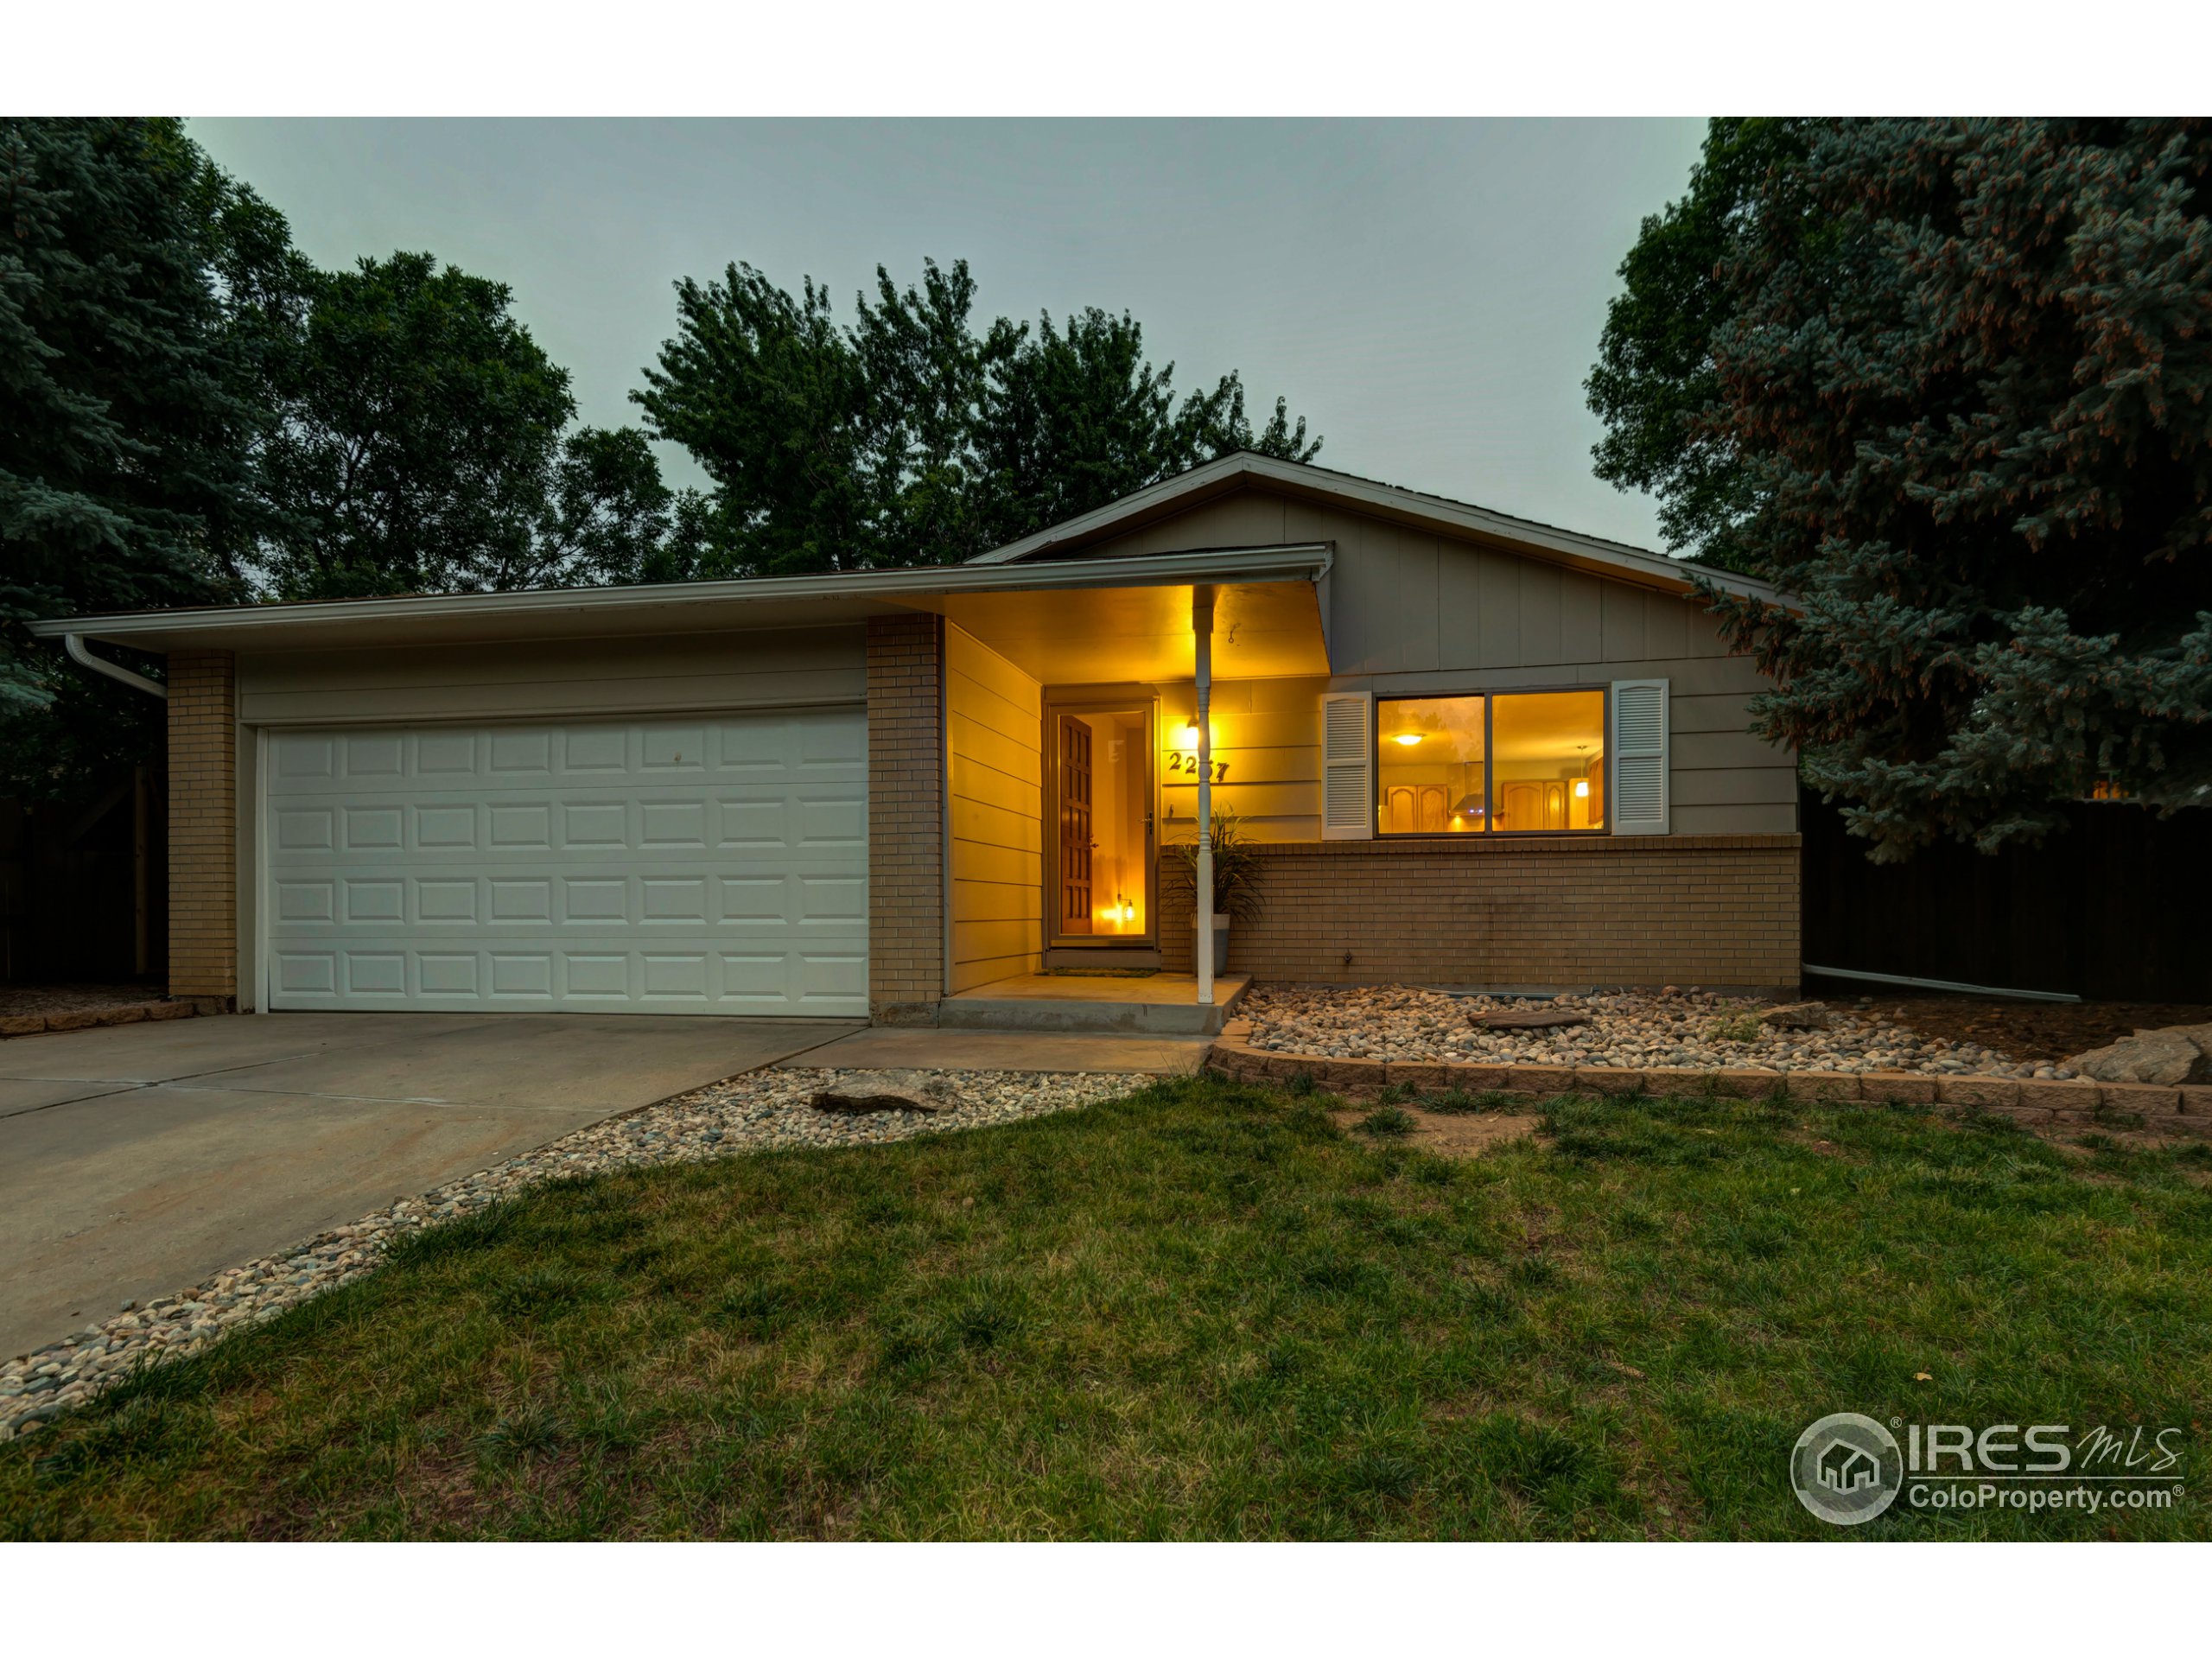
[263,709,868,1014]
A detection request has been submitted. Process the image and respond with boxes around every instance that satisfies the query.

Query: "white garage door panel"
[264,710,868,1014]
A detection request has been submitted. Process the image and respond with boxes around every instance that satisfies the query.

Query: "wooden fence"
[0,770,165,984]
[1800,785,2212,1001]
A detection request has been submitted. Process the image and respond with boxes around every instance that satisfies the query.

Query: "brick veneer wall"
[867,613,947,1023]
[166,650,238,1004]
[1163,835,1800,995]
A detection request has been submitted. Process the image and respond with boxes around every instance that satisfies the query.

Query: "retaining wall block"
[1445,1064,1513,1092]
[1504,1065,1575,1096]
[1386,1062,1452,1093]
[1785,1072,1860,1103]
[1573,1066,1645,1096]
[1639,1068,1725,1097]
[2098,1083,2183,1115]
[1712,1069,1787,1099]
[2017,1080,2104,1114]
[1858,1072,1941,1105]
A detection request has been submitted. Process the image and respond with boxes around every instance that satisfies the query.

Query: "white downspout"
[1192,586,1215,1007]
[64,633,167,700]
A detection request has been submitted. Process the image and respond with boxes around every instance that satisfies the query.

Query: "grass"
[3,1076,2209,1540]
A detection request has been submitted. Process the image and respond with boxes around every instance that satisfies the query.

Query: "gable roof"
[965,450,1787,606]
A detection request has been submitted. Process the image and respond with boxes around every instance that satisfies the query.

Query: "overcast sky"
[190,118,1705,551]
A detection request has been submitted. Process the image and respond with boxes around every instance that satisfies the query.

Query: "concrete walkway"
[776,1025,1212,1074]
[0,1012,856,1360]
[938,972,1249,1035]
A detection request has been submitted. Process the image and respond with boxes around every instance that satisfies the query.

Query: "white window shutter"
[1321,691,1374,840]
[1609,679,1669,835]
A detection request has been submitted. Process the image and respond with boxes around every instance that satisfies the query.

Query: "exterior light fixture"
[1178,721,1202,753]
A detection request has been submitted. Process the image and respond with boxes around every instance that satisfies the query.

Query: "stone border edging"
[1206,1021,2212,1139]
[0,1000,205,1039]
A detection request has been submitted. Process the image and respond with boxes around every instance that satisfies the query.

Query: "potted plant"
[1166,808,1265,975]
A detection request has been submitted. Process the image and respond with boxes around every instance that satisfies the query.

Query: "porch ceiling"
[910,576,1329,683]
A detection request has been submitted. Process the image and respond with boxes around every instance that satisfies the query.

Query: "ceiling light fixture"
[1392,732,1423,747]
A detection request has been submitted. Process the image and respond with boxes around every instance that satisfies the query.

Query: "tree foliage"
[635,256,1319,573]
[1591,118,2212,857]
[1586,118,1808,575]
[0,119,685,794]
[250,251,678,599]
[0,118,271,793]
[3,125,1316,801]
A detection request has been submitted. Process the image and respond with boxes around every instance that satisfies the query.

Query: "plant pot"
[1211,912,1230,976]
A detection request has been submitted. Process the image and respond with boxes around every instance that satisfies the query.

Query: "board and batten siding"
[1054,488,1796,838]
[945,624,1045,992]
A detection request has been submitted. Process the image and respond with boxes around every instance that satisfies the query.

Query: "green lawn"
[4,1077,2208,1540]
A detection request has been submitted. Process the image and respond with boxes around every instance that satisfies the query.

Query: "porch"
[938,972,1252,1037]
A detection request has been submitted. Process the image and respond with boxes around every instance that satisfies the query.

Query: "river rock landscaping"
[1241,984,2075,1078]
[0,1065,1135,1442]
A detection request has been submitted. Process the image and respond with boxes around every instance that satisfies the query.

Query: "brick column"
[166,651,238,1007]
[866,613,946,1024]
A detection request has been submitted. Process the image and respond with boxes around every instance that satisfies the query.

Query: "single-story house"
[32,452,1802,1025]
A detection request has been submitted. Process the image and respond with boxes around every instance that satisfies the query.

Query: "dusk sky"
[191,118,1707,551]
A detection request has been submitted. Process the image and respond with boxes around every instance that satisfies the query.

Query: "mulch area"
[0,982,166,1018]
[1844,995,2212,1066]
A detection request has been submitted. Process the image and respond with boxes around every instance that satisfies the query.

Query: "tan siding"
[1081,493,1291,557]
[238,628,866,726]
[1154,675,1327,843]
[945,624,1044,992]
[1058,483,1798,838]
[1674,803,1798,836]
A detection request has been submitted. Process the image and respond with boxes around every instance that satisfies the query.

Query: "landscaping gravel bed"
[0,1066,1135,1441]
[1243,984,2073,1079]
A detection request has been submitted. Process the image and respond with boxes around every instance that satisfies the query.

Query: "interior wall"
[946,624,1044,992]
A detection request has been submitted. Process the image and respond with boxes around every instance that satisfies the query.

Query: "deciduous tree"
[634,257,1320,572]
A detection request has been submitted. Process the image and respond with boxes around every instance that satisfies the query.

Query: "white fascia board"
[29,543,1335,648]
[967,452,1792,608]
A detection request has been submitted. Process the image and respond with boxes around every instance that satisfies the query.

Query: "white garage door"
[263,709,868,1015]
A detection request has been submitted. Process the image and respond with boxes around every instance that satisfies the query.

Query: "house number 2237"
[1166,753,1229,782]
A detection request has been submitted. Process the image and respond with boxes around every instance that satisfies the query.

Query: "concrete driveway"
[0,1012,857,1361]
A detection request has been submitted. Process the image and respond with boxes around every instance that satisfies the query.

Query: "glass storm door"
[1046,701,1155,946]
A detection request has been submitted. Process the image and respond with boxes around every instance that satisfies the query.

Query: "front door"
[1045,699,1156,947]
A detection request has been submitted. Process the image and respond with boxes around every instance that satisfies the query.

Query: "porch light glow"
[1178,721,1201,753]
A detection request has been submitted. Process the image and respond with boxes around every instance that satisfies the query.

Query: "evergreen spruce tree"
[0,118,270,794]
[1592,118,2212,856]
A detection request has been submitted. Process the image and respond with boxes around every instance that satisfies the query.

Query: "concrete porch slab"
[939,973,1250,1036]
[775,1026,1211,1075]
